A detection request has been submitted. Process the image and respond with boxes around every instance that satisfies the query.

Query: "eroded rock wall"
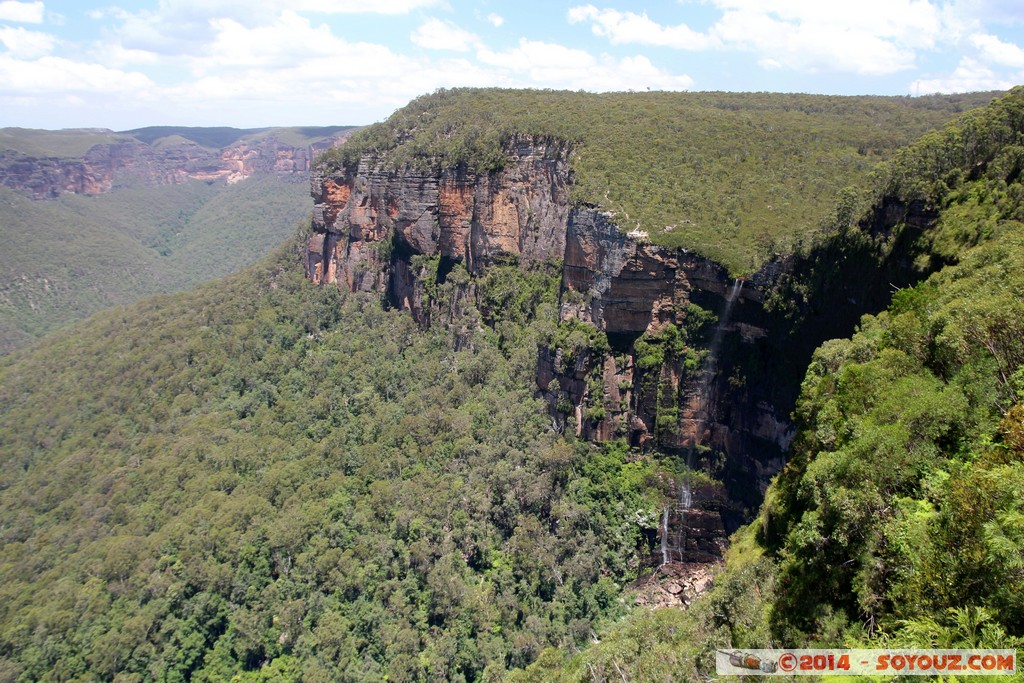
[1,134,350,200]
[307,137,571,293]
[307,138,798,543]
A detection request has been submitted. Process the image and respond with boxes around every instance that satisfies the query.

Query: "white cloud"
[102,0,448,60]
[91,42,161,68]
[126,0,442,21]
[486,13,504,28]
[411,18,479,51]
[199,11,343,68]
[477,38,693,91]
[568,5,718,50]
[287,0,442,13]
[150,13,483,117]
[0,54,153,93]
[111,5,225,56]
[911,56,1018,93]
[714,0,944,47]
[569,1,956,75]
[712,3,922,75]
[970,32,1024,67]
[0,0,43,23]
[478,39,594,71]
[0,25,56,58]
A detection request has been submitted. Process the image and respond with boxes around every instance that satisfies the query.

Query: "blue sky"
[1,0,1023,130]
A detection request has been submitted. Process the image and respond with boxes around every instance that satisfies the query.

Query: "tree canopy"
[320,88,1000,273]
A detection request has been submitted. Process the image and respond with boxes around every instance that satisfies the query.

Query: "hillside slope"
[324,88,999,273]
[0,176,312,354]
[512,89,1024,681]
[0,231,679,681]
[0,125,356,353]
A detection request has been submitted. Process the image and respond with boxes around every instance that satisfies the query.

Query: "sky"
[1,0,1023,130]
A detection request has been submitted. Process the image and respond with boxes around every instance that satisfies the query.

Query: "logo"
[715,649,1017,676]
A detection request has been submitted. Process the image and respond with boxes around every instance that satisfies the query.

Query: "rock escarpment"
[307,138,804,557]
[1,132,350,200]
[307,137,571,297]
[306,135,945,559]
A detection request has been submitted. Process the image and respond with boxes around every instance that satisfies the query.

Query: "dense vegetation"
[4,88,1023,683]
[320,88,999,273]
[516,89,1024,681]
[523,222,1024,682]
[0,176,311,354]
[0,232,682,681]
[762,90,1024,645]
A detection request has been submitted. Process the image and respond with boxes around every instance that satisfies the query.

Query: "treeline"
[319,88,1000,273]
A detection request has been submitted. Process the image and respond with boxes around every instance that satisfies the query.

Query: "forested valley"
[1,88,1023,682]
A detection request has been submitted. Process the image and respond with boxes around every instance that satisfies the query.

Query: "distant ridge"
[122,125,356,149]
[0,124,356,351]
[122,126,270,148]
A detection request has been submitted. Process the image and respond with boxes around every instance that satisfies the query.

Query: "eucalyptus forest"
[0,87,1022,683]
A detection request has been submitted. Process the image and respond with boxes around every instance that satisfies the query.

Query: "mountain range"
[0,126,355,353]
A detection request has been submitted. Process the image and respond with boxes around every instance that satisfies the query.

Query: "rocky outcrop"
[307,132,954,564]
[0,132,351,200]
[0,151,101,198]
[307,137,571,295]
[305,132,947,554]
[561,209,753,334]
[306,137,798,552]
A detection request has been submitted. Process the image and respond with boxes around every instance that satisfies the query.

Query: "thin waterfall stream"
[660,508,670,565]
[660,278,743,565]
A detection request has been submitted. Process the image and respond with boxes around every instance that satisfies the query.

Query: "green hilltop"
[322,88,1001,274]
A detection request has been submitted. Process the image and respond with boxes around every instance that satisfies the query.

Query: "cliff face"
[307,138,805,556]
[0,133,350,200]
[307,137,571,296]
[307,134,948,559]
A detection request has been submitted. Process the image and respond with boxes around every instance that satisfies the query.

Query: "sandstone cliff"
[307,136,571,294]
[0,130,352,200]
[307,138,808,556]
[306,134,947,562]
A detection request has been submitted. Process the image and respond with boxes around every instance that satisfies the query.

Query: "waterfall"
[661,278,744,566]
[680,479,692,510]
[695,278,744,425]
[707,278,743,365]
[673,474,693,564]
[660,507,670,565]
[729,277,744,303]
